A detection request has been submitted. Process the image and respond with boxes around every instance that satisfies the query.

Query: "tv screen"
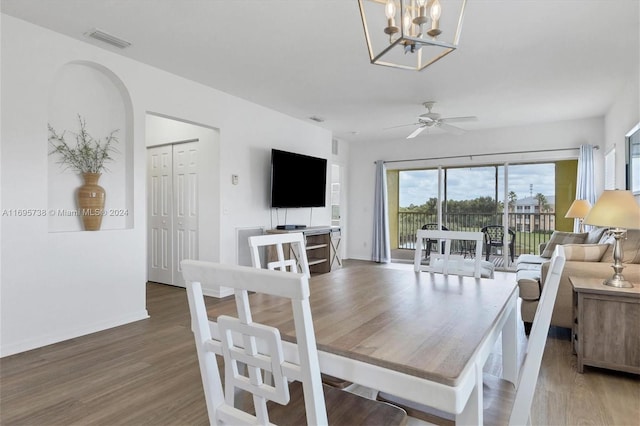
[271,149,327,208]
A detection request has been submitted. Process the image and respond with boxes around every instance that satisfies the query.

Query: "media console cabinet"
[267,226,341,274]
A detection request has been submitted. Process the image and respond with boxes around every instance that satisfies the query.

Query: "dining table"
[207,262,519,425]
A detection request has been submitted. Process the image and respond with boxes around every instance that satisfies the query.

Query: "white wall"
[346,117,605,261]
[0,15,332,356]
[604,73,640,193]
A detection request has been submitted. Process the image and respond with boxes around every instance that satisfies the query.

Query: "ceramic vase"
[77,172,105,231]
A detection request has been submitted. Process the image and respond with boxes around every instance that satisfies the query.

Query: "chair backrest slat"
[249,232,311,278]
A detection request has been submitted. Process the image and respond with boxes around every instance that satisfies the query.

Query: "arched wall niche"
[47,61,134,232]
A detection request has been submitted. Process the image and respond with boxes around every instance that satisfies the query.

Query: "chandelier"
[358,0,467,71]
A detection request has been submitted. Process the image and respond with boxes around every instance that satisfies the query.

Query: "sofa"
[516,228,640,333]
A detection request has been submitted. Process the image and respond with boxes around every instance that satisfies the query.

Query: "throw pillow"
[562,244,609,262]
[598,231,615,245]
[540,231,587,258]
[585,227,607,244]
[601,229,640,264]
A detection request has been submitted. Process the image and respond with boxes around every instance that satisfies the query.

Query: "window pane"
[507,163,555,255]
[446,166,499,230]
[398,170,439,248]
[399,170,438,208]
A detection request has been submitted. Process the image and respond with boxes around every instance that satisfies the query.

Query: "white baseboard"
[0,310,149,358]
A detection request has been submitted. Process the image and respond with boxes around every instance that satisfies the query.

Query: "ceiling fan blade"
[384,122,421,130]
[438,122,466,135]
[407,126,427,139]
[439,116,478,123]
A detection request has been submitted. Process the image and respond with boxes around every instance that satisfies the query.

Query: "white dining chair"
[181,260,408,425]
[382,245,566,426]
[414,229,494,278]
[248,231,351,389]
[248,232,311,277]
[494,244,565,425]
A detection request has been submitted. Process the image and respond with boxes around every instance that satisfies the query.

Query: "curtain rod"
[381,145,599,164]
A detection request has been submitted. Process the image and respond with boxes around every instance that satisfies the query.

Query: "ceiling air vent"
[86,28,131,49]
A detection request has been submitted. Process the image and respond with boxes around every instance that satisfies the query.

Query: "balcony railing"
[397,212,556,258]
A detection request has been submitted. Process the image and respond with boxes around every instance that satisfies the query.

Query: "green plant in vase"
[48,115,119,231]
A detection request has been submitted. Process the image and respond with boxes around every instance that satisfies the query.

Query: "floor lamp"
[584,190,640,288]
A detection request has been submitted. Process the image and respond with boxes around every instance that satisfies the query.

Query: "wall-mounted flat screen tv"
[271,149,327,208]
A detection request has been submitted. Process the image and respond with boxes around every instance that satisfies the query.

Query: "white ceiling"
[2,0,638,143]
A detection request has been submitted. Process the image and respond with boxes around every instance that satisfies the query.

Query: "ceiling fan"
[399,102,478,139]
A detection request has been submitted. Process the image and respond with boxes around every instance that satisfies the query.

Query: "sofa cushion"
[516,254,546,268]
[517,270,542,301]
[563,243,609,262]
[516,263,543,274]
[541,231,587,258]
[601,229,640,264]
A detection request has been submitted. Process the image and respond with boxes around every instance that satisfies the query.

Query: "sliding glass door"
[392,161,569,268]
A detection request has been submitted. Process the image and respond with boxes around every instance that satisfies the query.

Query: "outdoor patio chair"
[481,225,516,262]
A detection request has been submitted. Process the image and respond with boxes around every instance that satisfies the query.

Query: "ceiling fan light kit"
[358,0,467,71]
[404,101,477,138]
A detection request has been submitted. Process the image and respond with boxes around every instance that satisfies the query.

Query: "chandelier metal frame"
[358,0,468,71]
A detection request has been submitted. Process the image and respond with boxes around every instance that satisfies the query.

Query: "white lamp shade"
[565,199,591,219]
[584,190,640,229]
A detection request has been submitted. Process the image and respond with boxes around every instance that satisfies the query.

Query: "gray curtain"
[372,160,390,263]
[575,144,596,232]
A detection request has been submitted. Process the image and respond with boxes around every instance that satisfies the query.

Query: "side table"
[570,276,640,374]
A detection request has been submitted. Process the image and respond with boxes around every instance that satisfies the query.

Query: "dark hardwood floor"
[1,282,211,425]
[1,261,638,425]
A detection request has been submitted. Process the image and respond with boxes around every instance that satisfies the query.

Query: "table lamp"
[584,190,640,288]
[565,199,591,232]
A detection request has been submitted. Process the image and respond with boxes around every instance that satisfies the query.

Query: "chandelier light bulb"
[430,0,442,21]
[383,0,399,38]
[385,0,396,20]
[427,0,442,36]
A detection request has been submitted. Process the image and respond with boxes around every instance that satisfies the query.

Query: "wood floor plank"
[1,261,638,425]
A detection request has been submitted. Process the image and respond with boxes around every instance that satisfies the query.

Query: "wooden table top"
[207,264,517,387]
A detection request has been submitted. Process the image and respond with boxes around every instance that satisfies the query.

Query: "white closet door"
[147,141,199,287]
[148,145,173,284]
[172,142,199,286]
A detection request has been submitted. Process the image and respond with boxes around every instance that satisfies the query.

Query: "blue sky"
[399,163,555,207]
